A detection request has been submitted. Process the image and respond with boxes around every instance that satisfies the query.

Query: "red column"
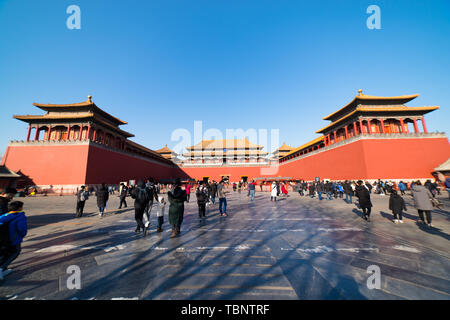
[367,119,372,134]
[413,118,419,133]
[353,122,358,135]
[380,119,385,134]
[328,134,332,144]
[399,119,405,133]
[333,131,337,142]
[67,125,72,140]
[47,127,52,141]
[421,117,428,133]
[359,119,364,134]
[26,125,31,141]
[92,128,97,141]
[344,126,349,139]
[79,126,83,140]
[34,126,39,141]
[87,125,92,140]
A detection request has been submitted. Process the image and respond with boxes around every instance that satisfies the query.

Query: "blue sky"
[1,0,449,157]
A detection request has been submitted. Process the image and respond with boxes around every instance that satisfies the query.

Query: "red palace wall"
[1,142,189,187]
[180,165,273,182]
[1,144,90,185]
[85,144,188,184]
[279,137,450,180]
[2,136,449,188]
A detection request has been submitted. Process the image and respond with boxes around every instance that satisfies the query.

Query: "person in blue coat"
[0,201,27,280]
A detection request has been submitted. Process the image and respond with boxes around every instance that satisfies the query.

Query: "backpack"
[0,213,14,248]
[80,191,88,201]
[136,187,150,204]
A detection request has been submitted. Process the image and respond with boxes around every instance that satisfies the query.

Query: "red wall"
[2,144,89,185]
[85,144,189,184]
[279,137,450,180]
[181,165,274,182]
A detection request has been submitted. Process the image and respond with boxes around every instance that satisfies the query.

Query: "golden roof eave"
[323,93,420,121]
[32,101,128,125]
[283,136,324,158]
[316,106,439,134]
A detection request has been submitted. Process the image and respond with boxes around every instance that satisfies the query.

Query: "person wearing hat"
[75,185,89,218]
[168,178,187,237]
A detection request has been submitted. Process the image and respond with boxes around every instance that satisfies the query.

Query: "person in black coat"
[196,181,209,219]
[95,183,109,218]
[355,180,373,221]
[118,183,128,209]
[389,190,407,224]
[343,181,353,204]
[131,180,151,235]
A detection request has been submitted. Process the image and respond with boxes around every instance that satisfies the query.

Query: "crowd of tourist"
[0,175,448,282]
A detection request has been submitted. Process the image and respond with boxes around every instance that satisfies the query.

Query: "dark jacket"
[96,187,109,207]
[131,182,151,208]
[325,182,332,193]
[196,186,209,204]
[389,194,406,214]
[77,189,88,202]
[168,186,187,226]
[355,185,372,208]
[316,183,324,192]
[120,186,128,199]
[0,196,10,215]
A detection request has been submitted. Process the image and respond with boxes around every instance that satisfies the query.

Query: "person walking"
[389,190,407,224]
[210,181,217,205]
[196,181,209,219]
[270,181,278,202]
[316,181,324,200]
[217,180,228,216]
[118,183,128,209]
[398,181,407,196]
[75,186,89,218]
[248,180,256,201]
[144,178,159,229]
[168,178,187,238]
[130,180,150,235]
[95,183,109,218]
[0,201,28,281]
[355,180,373,222]
[411,181,434,227]
[186,183,191,203]
[344,180,353,204]
[156,196,166,233]
[325,181,333,200]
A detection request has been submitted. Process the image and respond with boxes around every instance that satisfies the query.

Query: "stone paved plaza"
[0,189,449,300]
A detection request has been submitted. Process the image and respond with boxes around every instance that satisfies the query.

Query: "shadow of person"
[325,275,368,300]
[416,222,450,241]
[352,208,364,220]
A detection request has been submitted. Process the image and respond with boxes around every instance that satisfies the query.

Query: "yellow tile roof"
[283,136,324,158]
[316,106,439,133]
[323,92,419,120]
[186,138,264,150]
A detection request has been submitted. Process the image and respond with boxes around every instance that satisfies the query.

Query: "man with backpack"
[0,201,27,281]
[131,180,151,236]
[75,185,89,218]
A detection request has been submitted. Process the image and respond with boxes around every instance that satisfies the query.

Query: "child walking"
[156,196,166,233]
[389,190,407,224]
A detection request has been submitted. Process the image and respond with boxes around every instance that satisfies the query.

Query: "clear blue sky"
[1,0,449,157]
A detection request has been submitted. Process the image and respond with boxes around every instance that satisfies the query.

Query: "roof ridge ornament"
[358,89,363,96]
[87,95,92,103]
